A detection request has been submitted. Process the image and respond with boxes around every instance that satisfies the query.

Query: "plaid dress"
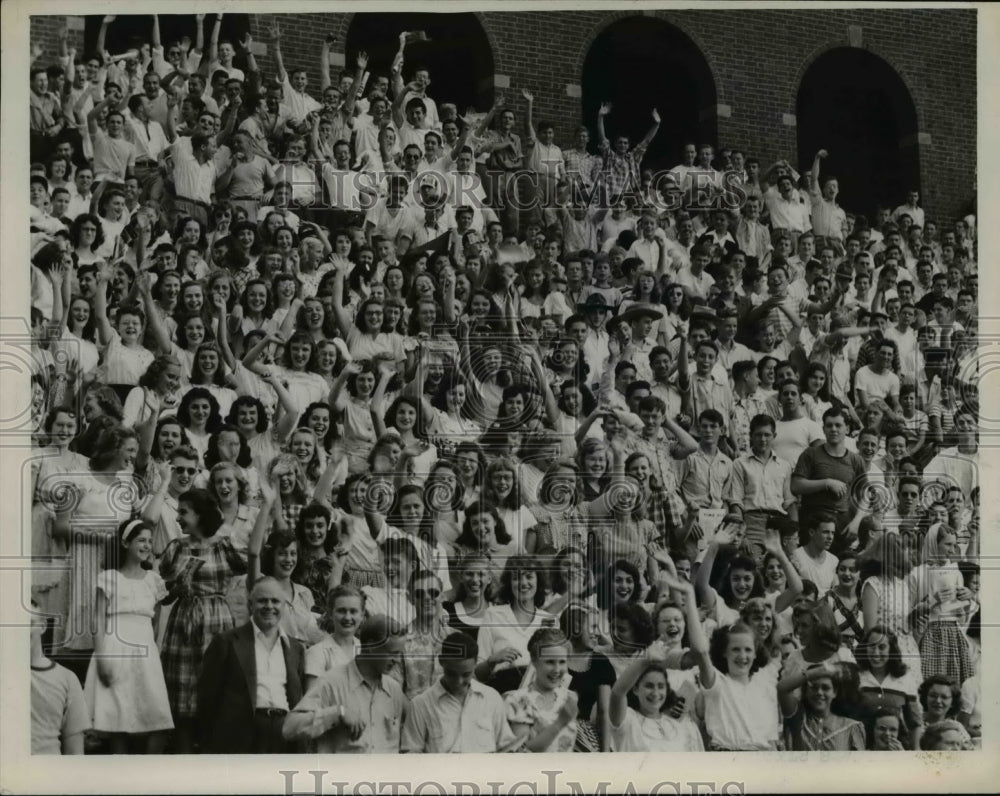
[159,535,247,719]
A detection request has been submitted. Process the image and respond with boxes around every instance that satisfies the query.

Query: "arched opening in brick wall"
[83,14,251,66]
[582,17,718,173]
[797,47,920,224]
[345,13,495,114]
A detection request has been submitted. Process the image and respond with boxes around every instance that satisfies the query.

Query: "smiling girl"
[292,503,349,606]
[304,584,365,690]
[84,519,173,753]
[504,628,579,753]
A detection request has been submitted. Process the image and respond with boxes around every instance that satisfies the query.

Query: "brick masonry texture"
[29,9,976,223]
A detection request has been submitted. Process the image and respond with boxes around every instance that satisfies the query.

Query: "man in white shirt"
[808,149,847,244]
[790,514,839,591]
[763,173,811,242]
[198,577,306,754]
[893,189,925,230]
[208,15,245,83]
[773,380,824,466]
[170,131,217,226]
[854,339,901,411]
[627,212,673,272]
[270,22,320,126]
[401,631,516,753]
[125,94,169,202]
[87,101,136,186]
[676,245,716,300]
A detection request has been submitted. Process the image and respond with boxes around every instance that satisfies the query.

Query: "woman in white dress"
[83,519,173,753]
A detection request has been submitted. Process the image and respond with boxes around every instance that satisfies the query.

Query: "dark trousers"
[251,710,290,754]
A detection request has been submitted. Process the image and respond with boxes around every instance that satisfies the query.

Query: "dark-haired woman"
[475,556,555,694]
[246,513,324,647]
[83,519,173,753]
[782,664,866,751]
[158,488,247,752]
[175,387,223,464]
[855,625,924,749]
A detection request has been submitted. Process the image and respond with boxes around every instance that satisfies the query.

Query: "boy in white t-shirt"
[790,514,840,592]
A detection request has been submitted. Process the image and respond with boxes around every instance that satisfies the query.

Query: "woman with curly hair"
[286,426,327,494]
[186,342,237,420]
[422,459,466,551]
[245,522,324,647]
[694,614,779,751]
[854,625,924,749]
[206,461,259,556]
[264,453,311,531]
[443,553,492,638]
[475,555,555,694]
[781,662,867,751]
[609,579,704,752]
[158,488,246,752]
[70,212,106,267]
[175,387,223,463]
[199,424,261,506]
[291,502,350,605]
[121,355,183,429]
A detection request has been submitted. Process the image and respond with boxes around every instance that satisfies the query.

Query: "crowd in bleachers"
[27,13,980,755]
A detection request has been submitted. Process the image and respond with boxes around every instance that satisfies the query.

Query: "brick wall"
[27,9,976,222]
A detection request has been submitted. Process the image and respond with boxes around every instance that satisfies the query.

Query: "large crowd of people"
[27,13,980,755]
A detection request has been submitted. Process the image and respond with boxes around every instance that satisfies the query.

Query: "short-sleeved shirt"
[793,444,868,518]
[854,366,900,403]
[702,665,781,750]
[612,708,705,752]
[290,661,405,753]
[791,547,840,592]
[31,661,90,754]
[773,417,824,466]
[304,636,361,680]
[401,679,515,753]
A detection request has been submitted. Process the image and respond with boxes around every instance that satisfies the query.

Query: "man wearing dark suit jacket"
[198,577,306,753]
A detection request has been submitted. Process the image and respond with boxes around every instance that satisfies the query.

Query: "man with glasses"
[150,13,203,79]
[140,444,198,559]
[881,476,922,536]
[399,571,449,700]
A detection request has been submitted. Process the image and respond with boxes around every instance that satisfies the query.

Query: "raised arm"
[328,264,355,338]
[92,266,114,346]
[151,13,162,49]
[637,108,661,151]
[664,412,699,458]
[266,370,301,443]
[210,293,238,373]
[764,526,803,612]
[87,97,111,137]
[208,13,222,66]
[96,15,114,61]
[344,51,367,120]
[320,36,333,92]
[809,149,828,193]
[390,32,407,99]
[370,363,395,438]
[269,22,287,84]
[328,361,359,414]
[193,15,206,62]
[137,274,172,355]
[596,102,612,149]
[521,89,536,144]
